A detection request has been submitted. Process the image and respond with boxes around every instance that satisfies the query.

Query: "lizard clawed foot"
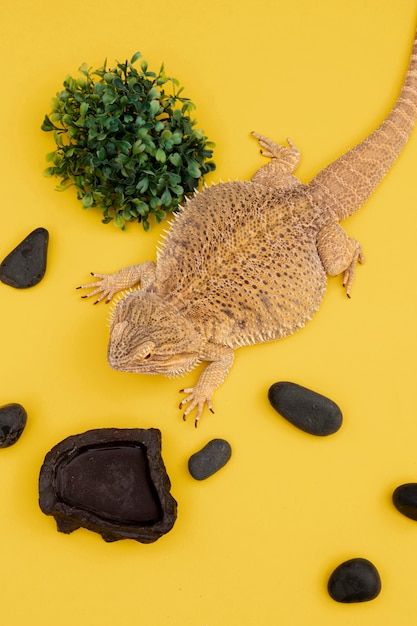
[180,388,215,427]
[252,132,300,171]
[77,273,123,304]
[343,241,365,297]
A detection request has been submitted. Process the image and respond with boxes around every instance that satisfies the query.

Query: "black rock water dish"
[0,403,27,447]
[0,227,49,288]
[268,382,343,435]
[188,439,232,480]
[39,428,177,543]
[392,483,417,521]
[328,558,381,603]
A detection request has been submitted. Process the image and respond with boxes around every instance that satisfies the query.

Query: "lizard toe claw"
[77,273,123,304]
[180,387,214,425]
[342,241,365,297]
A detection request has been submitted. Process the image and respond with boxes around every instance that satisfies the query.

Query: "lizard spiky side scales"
[80,28,417,425]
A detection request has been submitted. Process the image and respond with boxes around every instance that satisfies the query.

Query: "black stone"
[268,382,342,435]
[0,403,27,448]
[0,227,49,288]
[38,428,177,543]
[328,558,381,603]
[392,483,417,521]
[188,438,232,480]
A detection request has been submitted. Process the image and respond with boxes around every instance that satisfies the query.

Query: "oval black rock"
[0,403,27,448]
[0,227,49,288]
[188,438,232,480]
[392,483,417,521]
[328,558,381,603]
[268,381,342,435]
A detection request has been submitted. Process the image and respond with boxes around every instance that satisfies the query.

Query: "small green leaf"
[132,139,145,155]
[131,51,142,64]
[149,196,159,209]
[187,161,201,178]
[62,114,73,126]
[102,91,116,106]
[136,177,149,193]
[168,172,181,185]
[58,90,69,102]
[79,62,90,77]
[41,115,59,132]
[54,131,64,147]
[171,130,183,144]
[113,213,126,229]
[137,201,149,216]
[137,127,149,139]
[56,179,74,191]
[118,140,131,155]
[94,82,104,95]
[171,184,184,196]
[155,148,166,163]
[169,152,182,167]
[149,100,160,116]
[155,209,167,223]
[115,153,130,165]
[113,76,124,91]
[148,86,160,100]
[160,188,172,206]
[82,192,94,208]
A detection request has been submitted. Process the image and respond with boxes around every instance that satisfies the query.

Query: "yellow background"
[1,0,417,624]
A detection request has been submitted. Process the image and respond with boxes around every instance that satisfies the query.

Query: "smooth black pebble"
[0,403,27,447]
[0,227,49,288]
[392,483,417,520]
[328,558,381,603]
[268,381,342,435]
[188,438,232,480]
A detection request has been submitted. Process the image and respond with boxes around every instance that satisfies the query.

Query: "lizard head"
[107,291,203,377]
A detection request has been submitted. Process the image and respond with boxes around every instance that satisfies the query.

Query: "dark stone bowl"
[38,428,177,543]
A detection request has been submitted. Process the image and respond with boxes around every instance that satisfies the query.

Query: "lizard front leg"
[180,343,235,427]
[251,132,302,191]
[317,222,365,296]
[77,260,156,303]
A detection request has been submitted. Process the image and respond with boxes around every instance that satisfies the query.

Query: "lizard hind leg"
[317,222,365,297]
[251,132,302,191]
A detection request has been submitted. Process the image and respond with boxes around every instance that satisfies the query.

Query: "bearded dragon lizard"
[79,28,417,425]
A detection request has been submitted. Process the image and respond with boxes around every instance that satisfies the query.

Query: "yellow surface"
[1,0,417,624]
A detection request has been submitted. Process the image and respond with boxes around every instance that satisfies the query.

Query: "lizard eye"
[132,341,155,365]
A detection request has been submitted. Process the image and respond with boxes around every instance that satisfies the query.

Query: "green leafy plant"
[41,52,215,230]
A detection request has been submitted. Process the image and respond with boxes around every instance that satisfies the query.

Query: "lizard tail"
[308,29,417,220]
